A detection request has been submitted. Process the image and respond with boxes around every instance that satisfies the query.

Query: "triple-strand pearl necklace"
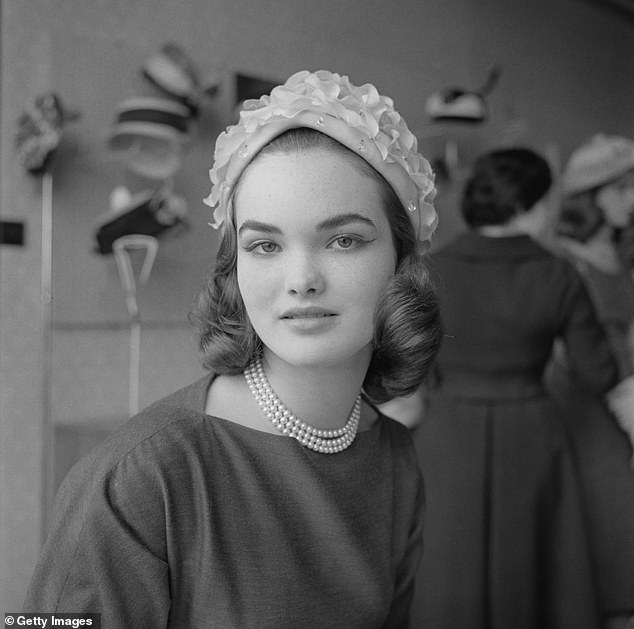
[243,358,361,454]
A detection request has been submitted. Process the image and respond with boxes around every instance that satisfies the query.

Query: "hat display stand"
[14,92,80,536]
[96,180,186,416]
[102,41,217,418]
[418,125,482,190]
[423,67,506,186]
[112,234,158,417]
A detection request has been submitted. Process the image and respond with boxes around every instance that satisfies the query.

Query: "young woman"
[409,148,618,629]
[547,134,634,629]
[23,70,442,628]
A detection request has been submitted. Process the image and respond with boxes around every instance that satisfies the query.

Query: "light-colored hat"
[108,97,192,148]
[108,97,194,179]
[425,89,487,123]
[142,43,219,114]
[562,134,634,195]
[425,67,500,125]
[204,70,437,245]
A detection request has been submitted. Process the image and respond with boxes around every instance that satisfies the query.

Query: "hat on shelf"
[426,90,487,123]
[426,66,500,124]
[142,42,219,115]
[94,186,187,255]
[107,97,194,179]
[562,134,634,195]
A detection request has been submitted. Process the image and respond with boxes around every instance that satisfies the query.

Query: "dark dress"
[546,260,634,614]
[410,232,619,629]
[24,375,424,629]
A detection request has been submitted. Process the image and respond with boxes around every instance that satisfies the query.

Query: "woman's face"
[234,149,397,371]
[597,169,634,228]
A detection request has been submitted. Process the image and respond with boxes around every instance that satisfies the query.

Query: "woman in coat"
[547,134,634,629]
[410,147,618,629]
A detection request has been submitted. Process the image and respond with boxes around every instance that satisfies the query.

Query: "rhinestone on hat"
[244,358,361,454]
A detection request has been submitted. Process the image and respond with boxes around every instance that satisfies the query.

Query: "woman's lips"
[280,308,336,319]
[279,309,338,332]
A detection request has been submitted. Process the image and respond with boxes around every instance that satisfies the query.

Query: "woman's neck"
[560,225,621,274]
[477,224,525,237]
[261,349,370,430]
[477,202,547,239]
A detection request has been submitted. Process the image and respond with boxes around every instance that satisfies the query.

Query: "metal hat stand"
[112,234,158,417]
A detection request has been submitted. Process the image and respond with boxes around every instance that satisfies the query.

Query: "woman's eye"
[330,235,362,250]
[248,241,279,254]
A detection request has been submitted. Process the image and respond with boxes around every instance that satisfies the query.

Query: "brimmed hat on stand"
[94,186,187,255]
[107,97,193,179]
[562,134,634,196]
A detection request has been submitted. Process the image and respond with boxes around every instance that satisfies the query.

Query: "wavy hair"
[191,128,443,403]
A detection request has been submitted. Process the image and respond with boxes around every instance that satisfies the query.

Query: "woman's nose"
[285,252,325,296]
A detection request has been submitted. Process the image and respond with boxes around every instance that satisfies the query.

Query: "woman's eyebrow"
[316,213,376,231]
[238,213,376,236]
[238,220,282,236]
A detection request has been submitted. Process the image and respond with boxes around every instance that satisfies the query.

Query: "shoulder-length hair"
[191,128,443,403]
[461,147,552,228]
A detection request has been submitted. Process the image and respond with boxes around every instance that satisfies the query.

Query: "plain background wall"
[1,0,633,612]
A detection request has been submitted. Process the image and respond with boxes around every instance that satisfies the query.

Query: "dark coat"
[410,232,619,629]
[546,260,634,613]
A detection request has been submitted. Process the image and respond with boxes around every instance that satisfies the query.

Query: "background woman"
[23,70,442,628]
[547,134,634,629]
[410,147,619,629]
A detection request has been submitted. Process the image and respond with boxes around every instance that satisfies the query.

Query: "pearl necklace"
[244,358,361,454]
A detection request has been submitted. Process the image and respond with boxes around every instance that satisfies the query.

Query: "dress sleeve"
[23,451,171,628]
[381,470,425,629]
[560,269,620,394]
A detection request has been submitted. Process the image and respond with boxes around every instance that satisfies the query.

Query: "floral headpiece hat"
[204,70,438,245]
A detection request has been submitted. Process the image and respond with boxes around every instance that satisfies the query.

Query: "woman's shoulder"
[26,379,217,613]
[58,375,215,496]
[370,407,421,470]
[111,375,211,448]
[376,414,423,499]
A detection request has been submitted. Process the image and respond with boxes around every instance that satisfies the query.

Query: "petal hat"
[204,70,438,246]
